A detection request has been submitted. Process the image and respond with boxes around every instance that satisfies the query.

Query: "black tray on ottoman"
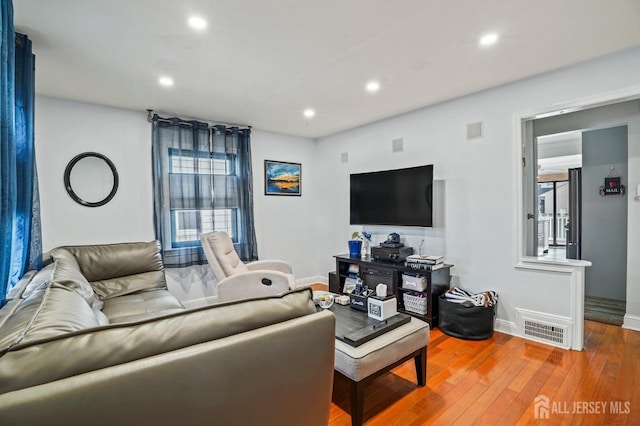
[325,303,410,347]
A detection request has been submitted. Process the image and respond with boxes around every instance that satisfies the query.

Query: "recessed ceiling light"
[188,16,207,30]
[366,81,380,93]
[479,33,498,46]
[158,76,174,87]
[303,109,315,118]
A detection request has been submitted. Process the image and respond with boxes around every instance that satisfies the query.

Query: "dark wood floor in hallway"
[329,320,639,425]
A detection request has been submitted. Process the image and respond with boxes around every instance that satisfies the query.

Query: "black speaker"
[328,271,339,294]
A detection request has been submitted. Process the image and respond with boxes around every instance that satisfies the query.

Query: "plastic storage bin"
[402,292,428,315]
[349,294,368,312]
[438,294,497,340]
[401,274,428,292]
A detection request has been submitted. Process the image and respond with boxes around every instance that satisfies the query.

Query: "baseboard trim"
[295,275,327,288]
[622,314,640,331]
[494,318,518,337]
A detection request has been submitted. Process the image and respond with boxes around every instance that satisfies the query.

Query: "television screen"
[350,165,433,227]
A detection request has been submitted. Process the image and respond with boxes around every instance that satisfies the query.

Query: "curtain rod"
[146,109,251,130]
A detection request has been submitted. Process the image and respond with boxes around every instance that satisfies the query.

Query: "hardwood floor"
[328,320,639,425]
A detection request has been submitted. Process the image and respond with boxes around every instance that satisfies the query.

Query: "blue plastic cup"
[348,240,362,257]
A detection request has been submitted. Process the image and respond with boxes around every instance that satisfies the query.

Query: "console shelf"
[332,254,453,328]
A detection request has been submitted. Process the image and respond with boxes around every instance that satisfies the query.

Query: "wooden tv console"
[332,254,452,327]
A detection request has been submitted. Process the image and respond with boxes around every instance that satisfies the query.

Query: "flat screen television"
[350,165,433,227]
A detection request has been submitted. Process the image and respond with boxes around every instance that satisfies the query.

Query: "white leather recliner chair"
[200,231,296,302]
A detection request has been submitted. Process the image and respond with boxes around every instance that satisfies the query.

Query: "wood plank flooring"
[328,320,639,425]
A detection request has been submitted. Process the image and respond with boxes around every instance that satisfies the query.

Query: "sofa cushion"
[50,248,99,308]
[0,288,316,394]
[60,241,166,300]
[5,270,37,301]
[18,263,54,300]
[91,271,167,300]
[24,285,101,342]
[102,289,184,323]
[0,284,100,353]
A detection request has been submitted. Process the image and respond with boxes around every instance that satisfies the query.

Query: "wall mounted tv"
[350,165,433,227]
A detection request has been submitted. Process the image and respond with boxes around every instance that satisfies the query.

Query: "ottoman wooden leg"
[349,378,365,426]
[414,346,427,386]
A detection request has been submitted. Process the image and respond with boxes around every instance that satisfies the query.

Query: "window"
[152,116,257,267]
[168,148,237,247]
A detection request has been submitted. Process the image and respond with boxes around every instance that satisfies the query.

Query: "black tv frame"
[349,164,433,227]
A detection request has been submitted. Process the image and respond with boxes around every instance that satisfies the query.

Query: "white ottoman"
[334,317,430,426]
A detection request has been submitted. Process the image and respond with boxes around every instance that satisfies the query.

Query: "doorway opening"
[536,130,581,259]
[537,180,568,253]
[524,102,637,328]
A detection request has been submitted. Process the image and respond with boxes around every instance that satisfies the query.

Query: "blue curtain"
[233,127,258,261]
[1,0,41,305]
[12,33,41,284]
[152,115,257,268]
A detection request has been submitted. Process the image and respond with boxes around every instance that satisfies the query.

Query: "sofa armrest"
[246,260,293,274]
[217,270,292,303]
[0,311,336,426]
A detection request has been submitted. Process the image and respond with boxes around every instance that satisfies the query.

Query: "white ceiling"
[14,0,640,138]
[537,131,582,175]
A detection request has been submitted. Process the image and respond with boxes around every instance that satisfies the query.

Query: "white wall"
[34,97,321,287]
[582,126,628,301]
[315,46,640,333]
[251,130,321,280]
[35,97,154,250]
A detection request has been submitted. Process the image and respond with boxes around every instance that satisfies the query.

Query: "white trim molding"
[494,318,518,336]
[295,275,327,288]
[623,314,640,331]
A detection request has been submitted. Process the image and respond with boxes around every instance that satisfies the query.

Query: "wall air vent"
[392,138,404,153]
[524,320,565,344]
[516,308,570,349]
[466,121,483,140]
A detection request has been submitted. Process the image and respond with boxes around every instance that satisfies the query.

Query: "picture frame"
[264,160,301,196]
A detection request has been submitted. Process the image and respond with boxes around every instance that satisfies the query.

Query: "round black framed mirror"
[63,152,119,207]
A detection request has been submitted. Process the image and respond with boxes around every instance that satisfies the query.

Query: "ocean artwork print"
[264,160,301,196]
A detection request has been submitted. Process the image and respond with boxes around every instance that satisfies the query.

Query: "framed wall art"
[264,160,301,196]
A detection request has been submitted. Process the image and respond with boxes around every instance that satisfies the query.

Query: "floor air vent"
[517,308,570,349]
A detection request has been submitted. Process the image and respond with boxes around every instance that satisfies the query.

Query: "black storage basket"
[438,294,497,340]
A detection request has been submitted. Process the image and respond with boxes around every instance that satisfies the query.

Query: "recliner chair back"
[200,232,248,282]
